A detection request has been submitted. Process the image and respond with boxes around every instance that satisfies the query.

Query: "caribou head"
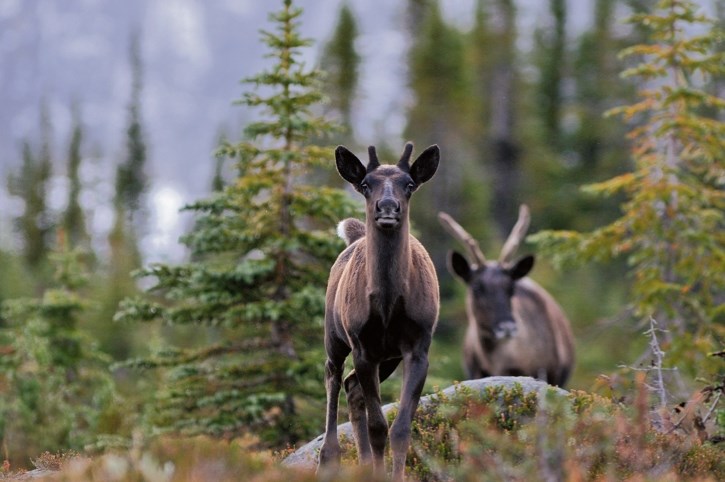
[335,143,439,231]
[440,205,533,340]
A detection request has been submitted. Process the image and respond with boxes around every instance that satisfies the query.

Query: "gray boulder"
[282,376,568,469]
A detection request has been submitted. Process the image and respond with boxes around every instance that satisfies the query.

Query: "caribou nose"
[375,198,400,213]
[494,320,517,339]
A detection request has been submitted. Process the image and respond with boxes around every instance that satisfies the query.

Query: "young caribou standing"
[439,205,575,387]
[318,143,440,481]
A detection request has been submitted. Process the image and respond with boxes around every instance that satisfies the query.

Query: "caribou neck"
[366,218,410,318]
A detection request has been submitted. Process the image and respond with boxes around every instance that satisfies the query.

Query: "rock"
[282,376,568,469]
[5,469,56,480]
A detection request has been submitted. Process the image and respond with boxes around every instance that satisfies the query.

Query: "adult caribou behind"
[439,205,575,387]
[318,142,440,481]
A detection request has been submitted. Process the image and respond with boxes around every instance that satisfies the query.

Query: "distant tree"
[114,32,148,233]
[532,0,725,382]
[62,106,90,249]
[527,0,633,233]
[98,199,142,361]
[534,0,567,151]
[95,33,149,360]
[487,0,521,238]
[461,0,498,250]
[7,105,53,269]
[404,0,472,272]
[116,0,359,447]
[567,0,635,230]
[320,2,360,142]
[571,0,616,172]
[0,233,116,468]
[406,0,429,34]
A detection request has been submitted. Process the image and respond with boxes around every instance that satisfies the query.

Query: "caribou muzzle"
[374,197,401,229]
[493,319,517,339]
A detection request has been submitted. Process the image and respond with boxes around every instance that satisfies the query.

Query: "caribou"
[438,205,575,387]
[318,142,440,481]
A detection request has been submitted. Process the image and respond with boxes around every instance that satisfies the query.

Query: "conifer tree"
[534,0,567,151]
[63,106,90,249]
[116,0,359,446]
[532,0,725,380]
[7,105,53,268]
[115,33,148,233]
[98,34,148,360]
[320,2,360,142]
[528,0,633,232]
[461,0,498,250]
[405,0,471,272]
[0,232,116,467]
[488,0,521,238]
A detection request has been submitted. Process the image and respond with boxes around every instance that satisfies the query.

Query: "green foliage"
[531,0,725,381]
[0,238,118,468]
[0,250,33,307]
[115,0,360,448]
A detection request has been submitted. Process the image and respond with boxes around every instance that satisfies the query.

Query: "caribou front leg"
[389,341,430,481]
[318,356,345,472]
[351,351,388,477]
[344,358,403,465]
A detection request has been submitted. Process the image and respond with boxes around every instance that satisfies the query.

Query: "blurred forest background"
[0,0,722,474]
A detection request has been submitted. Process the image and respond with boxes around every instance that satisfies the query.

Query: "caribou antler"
[499,204,531,264]
[438,212,486,267]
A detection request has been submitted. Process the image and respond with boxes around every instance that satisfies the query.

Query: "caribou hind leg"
[344,358,402,465]
[318,338,349,472]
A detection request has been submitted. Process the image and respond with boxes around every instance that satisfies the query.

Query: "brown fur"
[318,143,440,481]
[441,209,575,387]
[462,274,575,386]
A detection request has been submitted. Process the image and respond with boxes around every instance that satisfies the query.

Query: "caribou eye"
[359,181,370,195]
[405,182,416,193]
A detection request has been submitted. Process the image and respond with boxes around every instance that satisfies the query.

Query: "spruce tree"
[0,233,116,467]
[534,0,567,151]
[63,106,90,249]
[115,33,148,233]
[7,106,53,269]
[116,0,359,446]
[487,0,521,238]
[527,0,633,232]
[97,34,148,360]
[532,0,725,382]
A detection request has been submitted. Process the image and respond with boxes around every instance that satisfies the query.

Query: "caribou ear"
[409,144,439,185]
[509,255,535,280]
[335,146,366,185]
[448,251,472,284]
